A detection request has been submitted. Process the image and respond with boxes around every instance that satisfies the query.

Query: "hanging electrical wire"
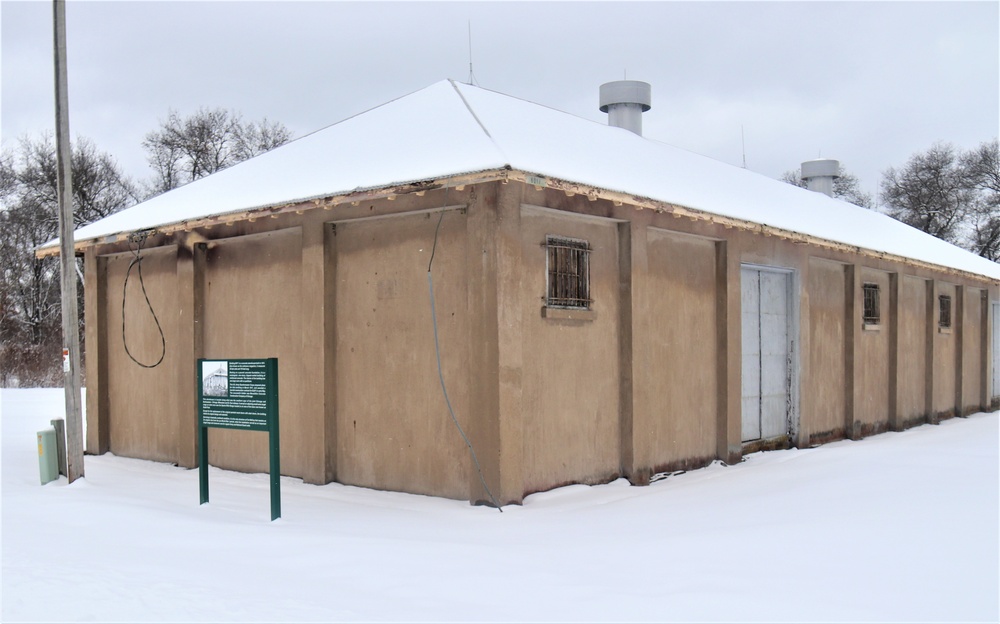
[122,230,166,368]
[427,195,502,511]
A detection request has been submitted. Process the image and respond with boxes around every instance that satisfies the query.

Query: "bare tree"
[0,134,138,386]
[780,165,874,209]
[142,108,292,195]
[233,117,293,160]
[879,142,978,246]
[960,139,1000,260]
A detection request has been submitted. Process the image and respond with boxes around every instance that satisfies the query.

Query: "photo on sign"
[202,361,229,397]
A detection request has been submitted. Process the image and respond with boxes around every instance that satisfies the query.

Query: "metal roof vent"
[801,158,840,198]
[599,80,652,136]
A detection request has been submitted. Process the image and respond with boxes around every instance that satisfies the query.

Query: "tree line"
[0,109,291,386]
[783,139,1000,260]
[1,107,997,386]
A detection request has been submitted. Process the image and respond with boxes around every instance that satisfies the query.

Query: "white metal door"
[992,302,999,401]
[741,267,792,442]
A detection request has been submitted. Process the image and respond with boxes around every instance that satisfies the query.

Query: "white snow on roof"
[51,79,1000,280]
[58,81,505,246]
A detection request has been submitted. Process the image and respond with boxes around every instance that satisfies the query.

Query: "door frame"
[740,263,802,447]
[991,301,999,404]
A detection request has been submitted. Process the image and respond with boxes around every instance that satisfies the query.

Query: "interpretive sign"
[197,358,280,520]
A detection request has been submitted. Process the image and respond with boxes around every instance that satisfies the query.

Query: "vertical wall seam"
[955,285,965,416]
[617,221,635,480]
[845,264,858,439]
[84,249,110,455]
[324,221,338,483]
[926,280,937,423]
[888,272,900,430]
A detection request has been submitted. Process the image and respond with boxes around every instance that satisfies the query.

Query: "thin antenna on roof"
[467,21,479,86]
[741,125,747,169]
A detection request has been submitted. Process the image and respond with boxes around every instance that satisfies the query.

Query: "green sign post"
[197,358,280,520]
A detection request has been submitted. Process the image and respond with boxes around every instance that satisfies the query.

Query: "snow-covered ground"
[2,388,998,622]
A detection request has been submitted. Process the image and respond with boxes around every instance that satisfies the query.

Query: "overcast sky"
[2,1,998,204]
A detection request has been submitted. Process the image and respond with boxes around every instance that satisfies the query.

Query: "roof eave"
[34,167,513,259]
[36,167,999,285]
[505,170,999,285]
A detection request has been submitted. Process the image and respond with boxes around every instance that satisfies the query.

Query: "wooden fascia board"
[36,166,998,286]
[505,170,998,286]
[34,169,512,259]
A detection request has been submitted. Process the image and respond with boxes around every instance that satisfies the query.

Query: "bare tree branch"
[1,134,137,385]
[142,108,292,196]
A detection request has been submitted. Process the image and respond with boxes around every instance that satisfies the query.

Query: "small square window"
[545,236,591,309]
[939,294,952,328]
[862,283,880,325]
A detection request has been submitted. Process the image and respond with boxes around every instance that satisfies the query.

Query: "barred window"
[939,294,952,328]
[862,283,880,325]
[545,236,591,309]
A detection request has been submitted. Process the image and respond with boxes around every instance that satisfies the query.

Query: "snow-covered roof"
[46,79,1000,280]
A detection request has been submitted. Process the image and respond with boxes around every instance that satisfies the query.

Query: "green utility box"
[38,428,58,485]
[50,418,67,476]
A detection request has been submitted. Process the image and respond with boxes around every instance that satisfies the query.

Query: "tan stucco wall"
[200,229,313,477]
[856,268,891,432]
[639,227,718,470]
[962,287,985,413]
[519,206,621,494]
[805,258,846,441]
[103,246,179,462]
[84,178,998,504]
[898,275,930,425]
[334,210,471,500]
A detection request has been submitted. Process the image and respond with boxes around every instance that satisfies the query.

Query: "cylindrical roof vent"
[801,158,840,197]
[599,80,652,136]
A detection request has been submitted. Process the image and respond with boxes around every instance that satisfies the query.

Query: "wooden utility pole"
[53,0,84,483]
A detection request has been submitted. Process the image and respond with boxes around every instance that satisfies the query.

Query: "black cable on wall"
[427,202,503,511]
[121,230,166,368]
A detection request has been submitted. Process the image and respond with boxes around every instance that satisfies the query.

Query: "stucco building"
[41,80,1000,506]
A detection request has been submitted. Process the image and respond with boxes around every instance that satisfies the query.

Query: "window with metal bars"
[939,294,952,328]
[545,236,591,309]
[862,283,880,325]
